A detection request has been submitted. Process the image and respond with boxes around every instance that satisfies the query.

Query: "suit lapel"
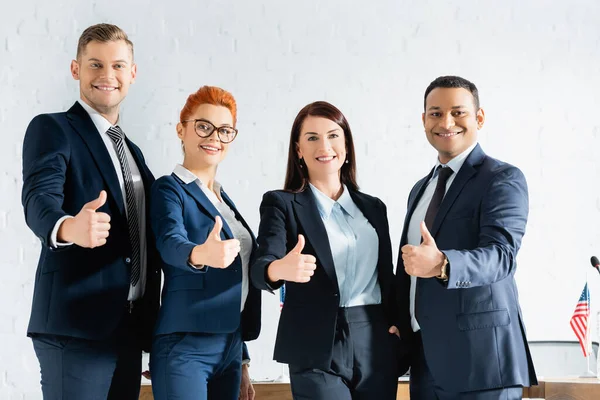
[293,189,338,286]
[125,137,154,191]
[350,191,384,243]
[430,144,485,236]
[66,102,126,217]
[400,168,435,245]
[220,189,258,253]
[174,174,234,240]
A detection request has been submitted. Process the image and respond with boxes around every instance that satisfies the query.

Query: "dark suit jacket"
[21,101,161,352]
[252,188,407,372]
[150,174,261,347]
[396,144,537,392]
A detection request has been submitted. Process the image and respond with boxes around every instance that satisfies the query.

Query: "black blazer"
[251,188,405,371]
[21,102,161,351]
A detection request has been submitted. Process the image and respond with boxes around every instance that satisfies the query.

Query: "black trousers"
[410,331,523,400]
[289,305,399,400]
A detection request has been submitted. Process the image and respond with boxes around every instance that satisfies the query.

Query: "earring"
[299,158,303,168]
[345,159,349,164]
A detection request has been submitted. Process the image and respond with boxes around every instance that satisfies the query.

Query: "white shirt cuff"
[50,216,74,248]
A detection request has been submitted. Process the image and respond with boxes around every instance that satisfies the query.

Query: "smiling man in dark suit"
[21,23,160,400]
[396,76,537,399]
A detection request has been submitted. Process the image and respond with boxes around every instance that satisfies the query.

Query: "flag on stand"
[280,283,286,311]
[570,283,592,357]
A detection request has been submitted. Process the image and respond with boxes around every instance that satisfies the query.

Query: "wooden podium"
[139,377,600,399]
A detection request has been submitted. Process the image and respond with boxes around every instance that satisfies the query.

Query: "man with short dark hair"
[22,23,160,399]
[396,75,537,399]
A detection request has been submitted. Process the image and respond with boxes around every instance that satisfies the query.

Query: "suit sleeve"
[377,199,400,327]
[150,179,206,273]
[250,191,289,292]
[444,166,529,289]
[242,342,250,362]
[21,115,71,248]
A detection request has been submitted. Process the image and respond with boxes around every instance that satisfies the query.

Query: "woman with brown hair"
[149,86,261,400]
[251,101,407,399]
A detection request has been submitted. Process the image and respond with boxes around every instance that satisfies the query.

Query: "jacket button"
[334,293,338,297]
[125,257,131,264]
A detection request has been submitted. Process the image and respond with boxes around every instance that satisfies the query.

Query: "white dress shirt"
[408,142,477,332]
[51,99,147,301]
[172,164,251,312]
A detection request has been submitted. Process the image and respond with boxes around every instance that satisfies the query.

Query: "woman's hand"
[190,216,240,268]
[267,234,316,283]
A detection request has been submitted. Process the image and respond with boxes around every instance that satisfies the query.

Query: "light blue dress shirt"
[309,184,381,307]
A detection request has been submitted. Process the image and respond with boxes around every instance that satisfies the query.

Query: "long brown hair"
[283,101,358,193]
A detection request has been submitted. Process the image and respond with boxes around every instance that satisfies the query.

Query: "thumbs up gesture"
[190,216,241,269]
[57,190,112,248]
[401,221,445,278]
[267,234,317,283]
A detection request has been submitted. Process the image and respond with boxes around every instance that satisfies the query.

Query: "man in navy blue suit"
[21,23,160,399]
[396,76,537,399]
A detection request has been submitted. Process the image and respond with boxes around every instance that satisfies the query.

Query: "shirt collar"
[434,141,478,176]
[77,99,120,135]
[309,183,358,219]
[172,164,222,193]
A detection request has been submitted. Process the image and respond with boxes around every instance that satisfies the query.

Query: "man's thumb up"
[420,221,435,246]
[291,234,305,254]
[84,190,107,211]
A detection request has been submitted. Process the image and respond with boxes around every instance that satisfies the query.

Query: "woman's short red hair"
[179,86,237,126]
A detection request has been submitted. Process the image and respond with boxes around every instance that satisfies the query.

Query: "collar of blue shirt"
[308,183,359,220]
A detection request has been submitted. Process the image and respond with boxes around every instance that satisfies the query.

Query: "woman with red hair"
[149,86,261,400]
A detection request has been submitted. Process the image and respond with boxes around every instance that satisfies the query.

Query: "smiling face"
[177,104,234,169]
[422,87,485,164]
[70,39,136,124]
[296,116,346,182]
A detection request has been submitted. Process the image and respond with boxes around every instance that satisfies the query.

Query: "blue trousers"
[150,329,242,400]
[410,331,523,399]
[31,312,142,400]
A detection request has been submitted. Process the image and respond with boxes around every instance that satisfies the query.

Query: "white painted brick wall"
[1,0,599,397]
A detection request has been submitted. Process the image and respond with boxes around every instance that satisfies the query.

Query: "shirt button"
[125,257,131,264]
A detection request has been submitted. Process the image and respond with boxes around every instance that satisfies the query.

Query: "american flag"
[570,283,591,356]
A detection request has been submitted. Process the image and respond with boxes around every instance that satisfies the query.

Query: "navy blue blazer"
[396,144,537,392]
[150,174,261,345]
[21,102,161,351]
[251,188,407,372]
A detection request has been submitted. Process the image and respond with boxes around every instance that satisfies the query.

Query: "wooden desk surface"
[141,378,600,399]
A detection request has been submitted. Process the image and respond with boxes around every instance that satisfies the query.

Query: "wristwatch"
[437,255,449,282]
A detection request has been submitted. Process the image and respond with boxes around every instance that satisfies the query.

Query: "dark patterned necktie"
[424,166,454,230]
[106,126,140,286]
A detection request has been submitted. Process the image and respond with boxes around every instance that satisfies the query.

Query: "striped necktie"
[106,126,141,286]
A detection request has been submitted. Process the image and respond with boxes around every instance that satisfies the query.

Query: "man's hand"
[389,325,400,338]
[402,222,445,278]
[239,364,255,400]
[267,234,317,283]
[190,216,241,268]
[57,190,111,248]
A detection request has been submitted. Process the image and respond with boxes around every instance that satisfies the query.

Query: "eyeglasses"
[181,118,238,143]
